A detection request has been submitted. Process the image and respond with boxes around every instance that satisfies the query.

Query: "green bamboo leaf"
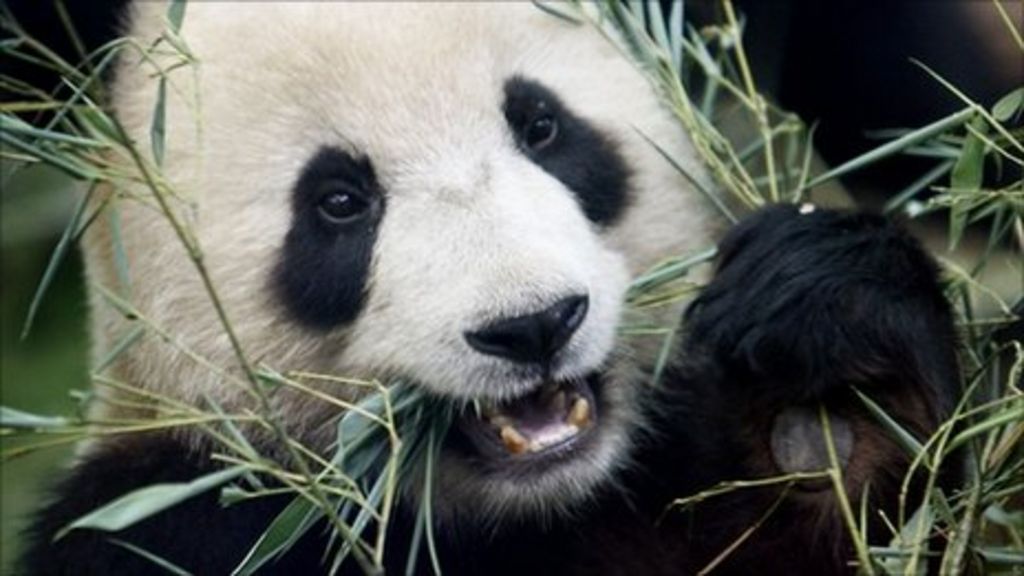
[883,160,955,215]
[950,116,987,191]
[152,77,167,167]
[109,539,194,576]
[977,548,1024,564]
[21,185,94,339]
[948,204,968,252]
[0,406,71,429]
[0,132,103,180]
[529,1,583,25]
[168,0,188,33]
[668,0,683,72]
[108,202,134,297]
[422,422,443,576]
[991,87,1023,122]
[73,104,122,147]
[802,108,974,191]
[0,115,107,148]
[646,1,670,53]
[879,502,933,576]
[947,402,1024,452]
[628,246,716,297]
[853,389,929,468]
[984,503,1024,531]
[232,497,322,576]
[92,325,145,375]
[58,466,247,538]
[634,129,736,223]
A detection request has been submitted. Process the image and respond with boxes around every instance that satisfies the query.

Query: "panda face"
[98,3,715,519]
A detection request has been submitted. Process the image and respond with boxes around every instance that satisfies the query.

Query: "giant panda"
[14,2,960,575]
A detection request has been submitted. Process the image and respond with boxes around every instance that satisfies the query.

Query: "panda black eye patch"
[503,76,630,226]
[273,146,385,329]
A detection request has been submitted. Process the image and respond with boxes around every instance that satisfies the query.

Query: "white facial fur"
[85,2,716,518]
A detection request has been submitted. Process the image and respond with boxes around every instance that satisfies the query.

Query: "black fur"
[19,206,960,575]
[503,77,631,226]
[273,147,385,329]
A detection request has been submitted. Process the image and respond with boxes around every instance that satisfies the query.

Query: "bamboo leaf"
[151,78,167,167]
[0,406,72,429]
[109,539,194,576]
[232,497,322,576]
[991,86,1023,123]
[58,466,246,538]
[853,389,929,467]
[92,325,145,374]
[529,1,583,25]
[21,185,94,339]
[802,108,975,191]
[951,115,988,191]
[167,0,188,33]
[883,160,955,215]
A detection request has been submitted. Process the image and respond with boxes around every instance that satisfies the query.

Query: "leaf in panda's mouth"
[459,374,600,458]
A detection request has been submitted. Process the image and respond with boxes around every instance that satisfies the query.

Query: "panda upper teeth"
[487,388,594,456]
[566,397,591,428]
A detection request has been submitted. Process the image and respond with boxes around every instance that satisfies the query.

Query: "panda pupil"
[319,190,365,221]
[526,115,557,150]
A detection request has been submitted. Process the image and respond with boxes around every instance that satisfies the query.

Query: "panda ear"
[2,0,131,102]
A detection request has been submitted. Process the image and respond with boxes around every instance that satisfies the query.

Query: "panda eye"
[524,114,558,151]
[317,183,370,223]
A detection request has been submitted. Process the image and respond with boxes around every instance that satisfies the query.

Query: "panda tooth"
[490,415,513,428]
[567,397,591,428]
[500,426,529,455]
[481,401,500,419]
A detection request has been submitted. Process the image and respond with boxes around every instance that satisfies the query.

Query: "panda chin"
[453,372,603,465]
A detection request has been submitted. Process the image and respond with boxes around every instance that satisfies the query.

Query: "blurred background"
[1,0,1021,571]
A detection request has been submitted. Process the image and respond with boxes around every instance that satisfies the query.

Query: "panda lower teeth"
[500,426,530,455]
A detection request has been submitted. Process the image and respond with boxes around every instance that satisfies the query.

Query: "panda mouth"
[456,373,600,461]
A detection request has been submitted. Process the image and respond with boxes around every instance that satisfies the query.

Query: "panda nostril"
[555,295,588,338]
[465,294,589,366]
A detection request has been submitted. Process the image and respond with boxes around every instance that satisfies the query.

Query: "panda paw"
[683,204,959,480]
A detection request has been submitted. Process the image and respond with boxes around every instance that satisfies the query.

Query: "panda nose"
[465,295,589,366]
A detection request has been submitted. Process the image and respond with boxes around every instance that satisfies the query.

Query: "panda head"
[91,2,715,520]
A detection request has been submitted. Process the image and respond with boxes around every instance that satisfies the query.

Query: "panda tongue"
[487,382,594,455]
